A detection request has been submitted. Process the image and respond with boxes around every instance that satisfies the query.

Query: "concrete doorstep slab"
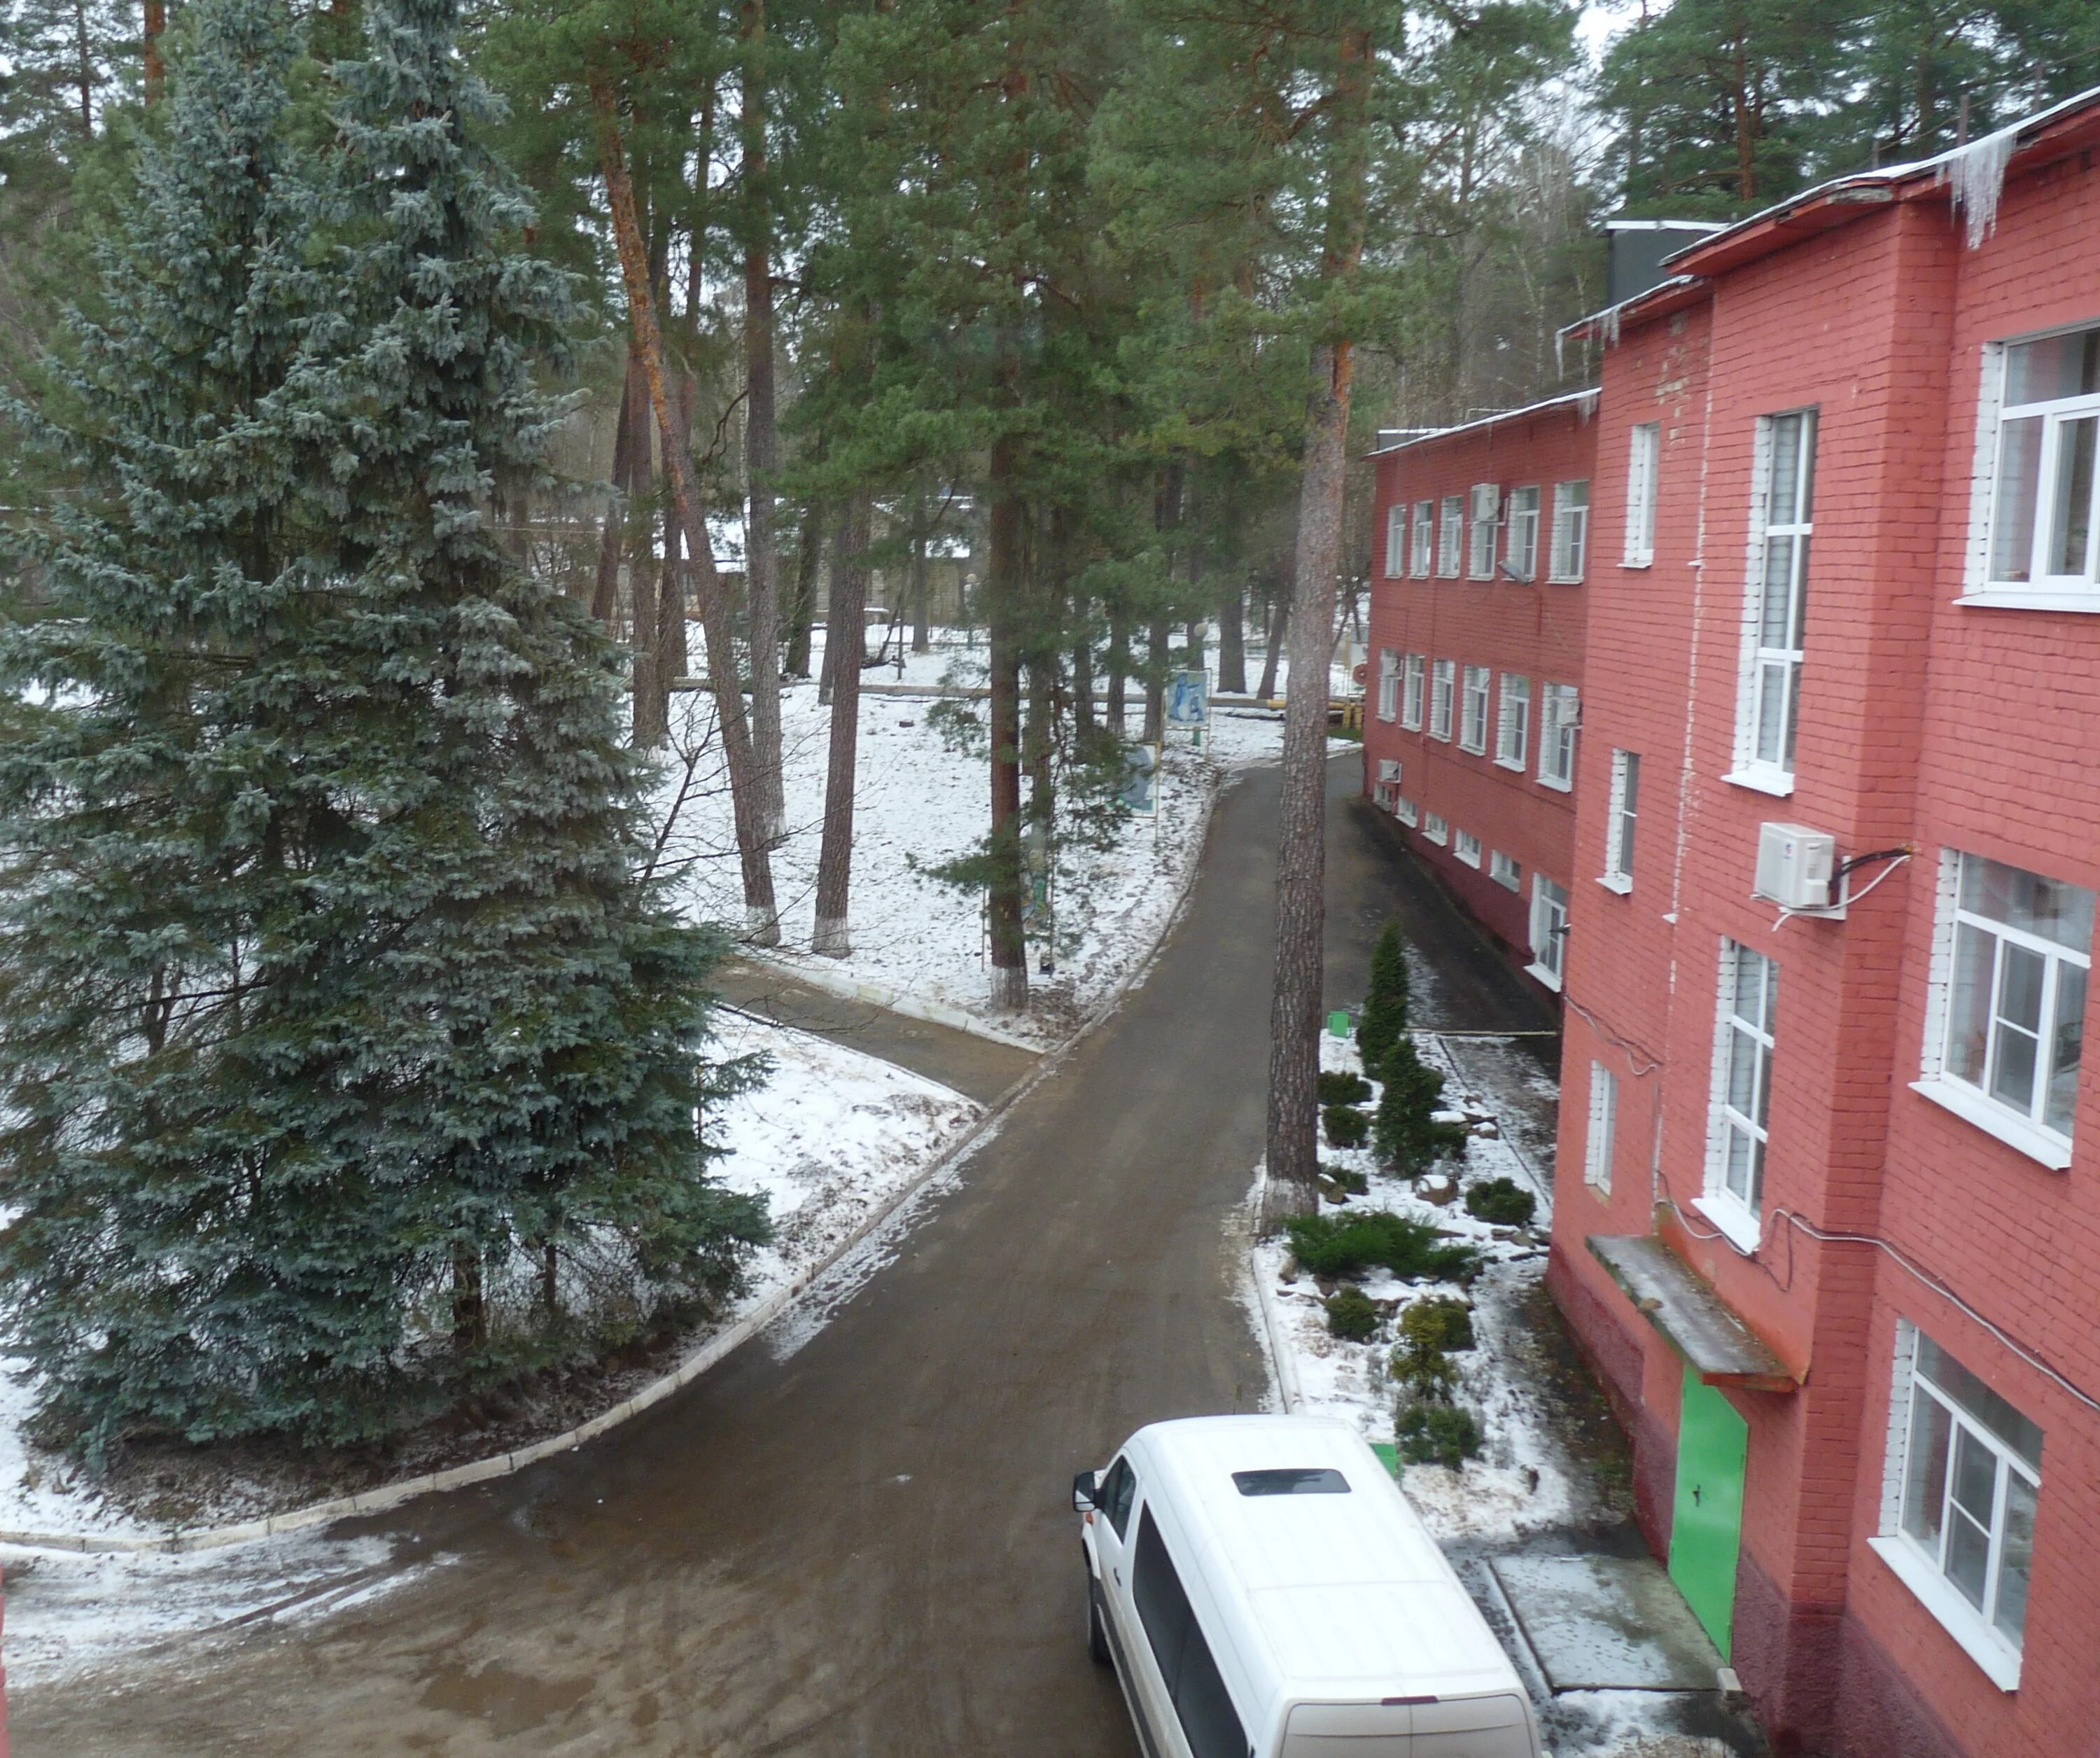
[1489,1554,1722,1693]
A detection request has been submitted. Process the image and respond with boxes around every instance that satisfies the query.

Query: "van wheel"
[1087,1577,1111,1665]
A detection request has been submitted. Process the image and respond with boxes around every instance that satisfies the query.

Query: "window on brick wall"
[1602,750,1640,891]
[1625,423,1660,566]
[1374,757,1401,811]
[1495,674,1530,769]
[1977,322,2100,604]
[1455,829,1483,867]
[1429,660,1455,740]
[1704,940,1777,1244]
[1437,496,1464,577]
[1732,408,1816,793]
[1401,653,1426,730]
[1528,876,1569,990]
[1917,850,2092,1166]
[1585,1062,1617,1192]
[1505,485,1540,581]
[1411,500,1434,577]
[1377,649,1400,722]
[1537,683,1578,789]
[1873,1322,2041,1689]
[1460,666,1490,753]
[1396,795,1420,827]
[1467,484,1500,580]
[1423,811,1449,846]
[1385,503,1406,579]
[1550,480,1590,581]
[1490,850,1522,891]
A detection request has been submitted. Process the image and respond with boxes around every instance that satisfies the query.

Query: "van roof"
[1128,1414,1524,1710]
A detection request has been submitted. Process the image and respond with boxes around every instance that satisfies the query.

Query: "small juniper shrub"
[1324,1284,1379,1341]
[1371,1038,1469,1173]
[1322,1104,1370,1149]
[1358,919,1410,1071]
[1323,1162,1369,1196]
[1391,1334,1458,1401]
[1399,1295,1475,1353]
[1464,1177,1537,1227]
[1394,1399,1483,1468]
[1318,1070,1373,1106]
[1285,1212,1483,1284]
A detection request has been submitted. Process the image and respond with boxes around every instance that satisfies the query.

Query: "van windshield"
[1231,1468,1350,1497]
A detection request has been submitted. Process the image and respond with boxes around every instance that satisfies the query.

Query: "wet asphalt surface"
[15,755,1557,1757]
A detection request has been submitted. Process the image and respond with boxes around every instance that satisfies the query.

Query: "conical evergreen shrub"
[1371,1038,1464,1173]
[0,0,766,1458]
[1357,917,1410,1070]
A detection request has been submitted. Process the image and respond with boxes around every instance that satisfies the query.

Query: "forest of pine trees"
[0,0,2092,1448]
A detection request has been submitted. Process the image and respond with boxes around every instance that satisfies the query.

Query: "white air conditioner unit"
[1754,822,1836,911]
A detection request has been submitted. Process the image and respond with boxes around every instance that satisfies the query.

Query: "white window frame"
[1396,795,1420,828]
[1624,423,1660,566]
[1527,876,1569,991]
[1585,1061,1618,1192]
[1505,485,1541,582]
[1467,484,1500,580]
[1966,320,2100,610]
[1537,683,1578,790]
[1384,503,1407,579]
[1494,674,1530,770]
[1459,665,1490,754]
[1549,479,1590,582]
[1728,409,1816,796]
[1700,939,1777,1250]
[1490,850,1522,892]
[1410,499,1434,577]
[1437,496,1464,578]
[1422,811,1449,846]
[1869,1322,2040,1691]
[1601,748,1640,892]
[1429,660,1455,741]
[1401,653,1426,730]
[1374,756,1401,812]
[1454,829,1483,868]
[1376,648,1400,722]
[1913,849,2090,1168]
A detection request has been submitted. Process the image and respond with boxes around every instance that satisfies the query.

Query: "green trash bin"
[1328,1010,1351,1039]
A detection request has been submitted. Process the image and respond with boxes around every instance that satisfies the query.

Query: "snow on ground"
[657,629,1333,1043]
[1251,1026,1575,1545]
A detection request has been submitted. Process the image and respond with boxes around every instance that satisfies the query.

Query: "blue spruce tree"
[0,0,766,1458]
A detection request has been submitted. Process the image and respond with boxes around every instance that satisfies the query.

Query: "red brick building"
[1362,394,1599,996]
[1542,90,2100,1758]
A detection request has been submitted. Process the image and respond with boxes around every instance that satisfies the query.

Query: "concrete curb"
[734,956,1045,1054]
[1249,1177,1305,1418]
[0,758,1250,1557]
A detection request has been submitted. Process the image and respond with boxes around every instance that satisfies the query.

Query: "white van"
[1072,1414,1541,1758]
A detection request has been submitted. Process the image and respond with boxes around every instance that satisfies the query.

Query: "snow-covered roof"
[1367,386,1599,459]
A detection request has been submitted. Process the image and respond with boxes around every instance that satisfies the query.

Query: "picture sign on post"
[1166,669,1209,746]
[1120,742,1161,816]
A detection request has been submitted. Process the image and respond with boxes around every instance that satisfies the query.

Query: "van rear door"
[1281,1693,1536,1758]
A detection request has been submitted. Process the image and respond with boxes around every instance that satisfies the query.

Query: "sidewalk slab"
[1490,1554,1721,1692]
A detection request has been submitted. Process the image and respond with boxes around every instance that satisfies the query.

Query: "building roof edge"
[1364,386,1600,459]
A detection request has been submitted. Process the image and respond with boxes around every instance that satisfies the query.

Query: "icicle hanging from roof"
[1936,122,2019,249]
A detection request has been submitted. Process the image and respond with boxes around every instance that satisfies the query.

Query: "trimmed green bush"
[1324,1163,1370,1196]
[1372,1038,1468,1172]
[1391,1338,1457,1400]
[1464,1177,1537,1227]
[1358,919,1410,1070]
[1285,1212,1483,1285]
[1319,1070,1373,1106]
[1322,1104,1370,1148]
[1324,1285,1379,1341]
[1399,1296,1475,1353]
[1394,1400,1483,1468]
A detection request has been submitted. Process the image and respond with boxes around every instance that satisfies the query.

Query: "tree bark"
[986,436,1028,1012]
[1256,578,1289,700]
[911,503,932,654]
[742,0,786,845]
[591,351,644,629]
[144,0,166,102]
[1217,575,1247,692]
[595,88,779,944]
[813,491,872,956]
[785,501,821,678]
[1106,608,1128,734]
[1143,615,1168,742]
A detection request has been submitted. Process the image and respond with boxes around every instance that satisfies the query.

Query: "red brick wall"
[1364,399,1597,984]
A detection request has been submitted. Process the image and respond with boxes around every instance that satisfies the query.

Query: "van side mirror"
[1072,1470,1100,1514]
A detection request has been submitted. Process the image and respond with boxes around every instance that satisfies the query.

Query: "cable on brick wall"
[1560,990,1665,1077]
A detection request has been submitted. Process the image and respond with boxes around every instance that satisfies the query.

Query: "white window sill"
[1722,766,1795,798]
[1524,961,1563,993]
[1691,1193,1762,1253]
[1401,723,1424,734]
[1867,1536,2022,1691]
[1376,711,1397,724]
[1597,873,1634,895]
[1456,856,1481,870]
[1494,756,1526,773]
[1491,876,1522,893]
[1956,588,2100,614]
[1546,573,1584,586]
[1459,744,1488,758]
[1621,556,1654,570]
[1910,1077,2073,1170]
[1536,775,1573,794]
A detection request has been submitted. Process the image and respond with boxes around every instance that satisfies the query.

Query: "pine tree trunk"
[1143,615,1168,742]
[1256,578,1289,700]
[658,496,689,686]
[986,437,1028,1013]
[742,0,786,846]
[451,1243,486,1353]
[632,475,664,747]
[1106,608,1128,734]
[591,352,642,629]
[1072,623,1096,742]
[813,491,871,956]
[911,508,932,654]
[785,501,821,677]
[144,0,167,102]
[596,90,779,944]
[1217,576,1247,692]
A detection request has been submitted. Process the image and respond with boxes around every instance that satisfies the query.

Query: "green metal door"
[1668,1363,1748,1659]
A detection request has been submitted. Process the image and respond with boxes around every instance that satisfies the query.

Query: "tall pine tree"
[0,0,766,1458]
